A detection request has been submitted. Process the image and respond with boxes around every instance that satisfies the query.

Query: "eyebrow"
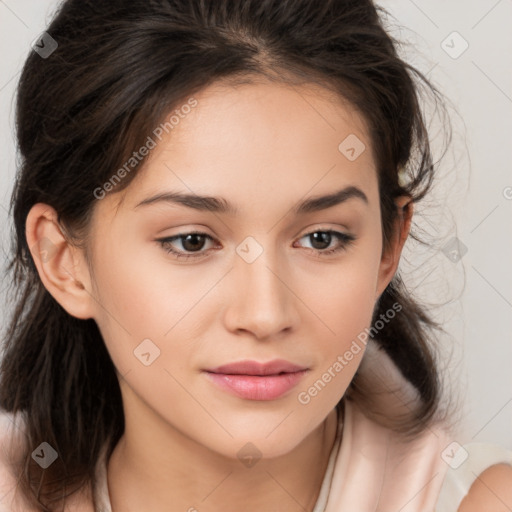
[134,185,368,215]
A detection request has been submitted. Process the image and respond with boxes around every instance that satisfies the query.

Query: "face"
[54,80,402,460]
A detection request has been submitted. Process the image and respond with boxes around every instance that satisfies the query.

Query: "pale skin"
[25,80,512,511]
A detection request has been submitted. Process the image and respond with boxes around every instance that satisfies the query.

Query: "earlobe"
[25,203,95,320]
[375,196,414,298]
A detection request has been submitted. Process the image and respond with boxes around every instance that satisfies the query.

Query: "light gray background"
[1,1,511,449]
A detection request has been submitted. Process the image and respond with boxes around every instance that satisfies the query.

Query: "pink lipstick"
[203,359,309,401]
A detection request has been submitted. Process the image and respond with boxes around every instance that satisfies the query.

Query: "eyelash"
[156,229,356,261]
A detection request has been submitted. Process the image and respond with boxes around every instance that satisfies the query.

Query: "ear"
[375,196,413,298]
[25,203,96,320]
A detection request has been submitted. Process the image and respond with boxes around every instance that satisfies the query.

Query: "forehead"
[106,79,376,217]
[165,78,371,154]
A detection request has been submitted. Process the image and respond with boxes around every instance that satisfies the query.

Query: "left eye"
[157,229,355,261]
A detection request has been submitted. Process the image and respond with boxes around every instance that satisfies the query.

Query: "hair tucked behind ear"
[1,0,451,509]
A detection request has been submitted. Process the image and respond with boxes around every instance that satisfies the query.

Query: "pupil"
[311,232,331,250]
[183,234,204,251]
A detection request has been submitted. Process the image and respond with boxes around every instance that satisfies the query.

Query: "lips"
[203,359,309,400]
[206,359,308,376]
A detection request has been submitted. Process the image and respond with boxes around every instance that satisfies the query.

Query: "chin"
[210,433,303,464]
[207,417,318,462]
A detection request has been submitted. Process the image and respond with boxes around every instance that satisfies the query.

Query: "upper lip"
[204,359,308,376]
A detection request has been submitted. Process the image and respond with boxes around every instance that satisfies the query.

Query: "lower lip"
[203,370,308,400]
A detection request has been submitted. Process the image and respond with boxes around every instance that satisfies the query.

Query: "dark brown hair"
[1,0,451,509]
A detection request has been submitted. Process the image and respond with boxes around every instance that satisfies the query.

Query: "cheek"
[90,232,187,333]
[297,230,383,384]
[303,271,376,372]
[87,235,169,371]
[89,234,223,377]
[306,242,382,341]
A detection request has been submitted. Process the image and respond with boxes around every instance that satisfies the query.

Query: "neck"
[106,404,341,512]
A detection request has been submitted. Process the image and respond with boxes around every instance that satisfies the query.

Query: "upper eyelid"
[163,221,352,237]
[160,226,351,242]
[158,228,353,251]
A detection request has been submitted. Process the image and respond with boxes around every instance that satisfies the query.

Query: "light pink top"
[1,348,511,511]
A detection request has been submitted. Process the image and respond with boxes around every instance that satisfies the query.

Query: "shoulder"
[436,442,512,512]
[458,463,512,511]
[0,409,95,512]
[0,409,27,511]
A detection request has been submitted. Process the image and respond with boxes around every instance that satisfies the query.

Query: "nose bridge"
[226,234,297,338]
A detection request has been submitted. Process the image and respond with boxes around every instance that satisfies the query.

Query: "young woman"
[0,0,511,511]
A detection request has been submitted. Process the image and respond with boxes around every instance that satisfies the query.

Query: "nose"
[223,242,299,340]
